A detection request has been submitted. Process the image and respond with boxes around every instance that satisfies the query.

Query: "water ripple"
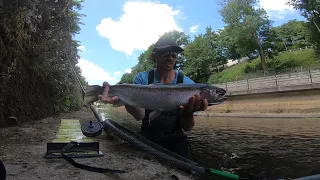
[190,117,320,180]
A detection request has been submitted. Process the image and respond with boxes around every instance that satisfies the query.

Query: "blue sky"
[75,0,305,85]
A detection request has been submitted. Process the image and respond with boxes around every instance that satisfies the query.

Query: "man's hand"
[98,82,120,104]
[179,95,208,113]
[179,95,208,131]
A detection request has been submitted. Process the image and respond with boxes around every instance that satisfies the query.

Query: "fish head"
[83,85,104,107]
[200,86,227,106]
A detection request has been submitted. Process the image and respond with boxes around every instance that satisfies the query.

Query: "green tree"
[219,0,272,73]
[216,27,242,61]
[273,20,312,50]
[288,0,320,54]
[0,0,85,126]
[119,73,135,84]
[183,27,227,83]
[220,25,258,60]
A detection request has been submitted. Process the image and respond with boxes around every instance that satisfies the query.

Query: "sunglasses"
[156,51,178,58]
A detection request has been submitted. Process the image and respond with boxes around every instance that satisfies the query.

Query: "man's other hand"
[98,81,120,104]
[179,95,208,113]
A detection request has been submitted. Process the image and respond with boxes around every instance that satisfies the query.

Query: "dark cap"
[152,36,184,53]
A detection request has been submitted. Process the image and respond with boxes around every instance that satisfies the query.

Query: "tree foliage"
[272,20,313,50]
[288,0,320,54]
[0,0,85,127]
[219,0,272,72]
[183,27,227,83]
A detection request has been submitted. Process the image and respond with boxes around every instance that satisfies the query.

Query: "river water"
[99,109,320,180]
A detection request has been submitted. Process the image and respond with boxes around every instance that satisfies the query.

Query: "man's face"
[153,51,178,71]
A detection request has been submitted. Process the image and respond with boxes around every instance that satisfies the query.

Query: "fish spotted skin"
[84,83,227,111]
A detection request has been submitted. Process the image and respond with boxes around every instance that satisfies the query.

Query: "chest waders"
[140,70,191,159]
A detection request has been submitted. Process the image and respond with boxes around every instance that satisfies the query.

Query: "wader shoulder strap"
[177,71,184,83]
[148,70,154,85]
[144,70,154,120]
[174,71,183,133]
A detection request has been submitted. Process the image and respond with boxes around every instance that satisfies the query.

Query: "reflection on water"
[98,109,320,180]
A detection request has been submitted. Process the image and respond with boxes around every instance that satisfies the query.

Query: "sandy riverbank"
[0,109,195,180]
[207,89,320,115]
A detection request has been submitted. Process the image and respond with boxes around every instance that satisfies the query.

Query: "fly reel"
[81,121,104,137]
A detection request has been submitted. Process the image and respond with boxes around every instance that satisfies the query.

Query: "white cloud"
[258,0,293,11]
[114,71,122,76]
[189,25,199,33]
[125,68,132,74]
[77,59,119,85]
[77,45,86,52]
[257,0,295,19]
[96,1,183,56]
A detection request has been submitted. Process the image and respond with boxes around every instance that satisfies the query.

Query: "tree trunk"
[253,31,267,73]
[313,20,320,34]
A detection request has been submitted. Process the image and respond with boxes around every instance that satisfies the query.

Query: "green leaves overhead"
[288,0,320,54]
[272,20,313,50]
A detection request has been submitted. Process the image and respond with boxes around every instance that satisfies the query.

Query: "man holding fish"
[98,36,210,159]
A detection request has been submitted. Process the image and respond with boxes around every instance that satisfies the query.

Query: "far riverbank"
[194,112,320,119]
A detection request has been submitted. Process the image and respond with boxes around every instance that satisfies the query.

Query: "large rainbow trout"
[84,83,227,121]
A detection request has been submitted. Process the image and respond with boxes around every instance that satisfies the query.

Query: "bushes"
[273,49,318,70]
[208,49,319,84]
[208,62,249,83]
[0,0,85,127]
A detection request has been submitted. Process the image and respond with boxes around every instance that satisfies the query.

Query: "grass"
[272,49,318,70]
[208,49,319,84]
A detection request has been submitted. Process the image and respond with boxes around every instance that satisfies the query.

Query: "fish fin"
[148,109,162,125]
[111,100,126,107]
